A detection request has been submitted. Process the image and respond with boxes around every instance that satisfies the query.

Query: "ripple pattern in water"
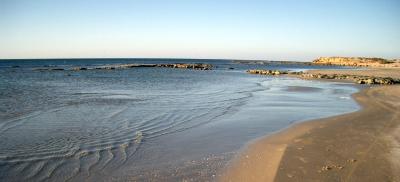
[0,59,359,181]
[0,61,266,181]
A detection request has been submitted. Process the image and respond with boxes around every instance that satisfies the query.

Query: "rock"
[72,67,87,71]
[157,63,212,70]
[287,71,400,85]
[321,166,332,171]
[35,63,212,71]
[357,78,376,84]
[347,159,357,163]
[357,80,365,84]
[247,69,289,75]
[321,164,343,171]
[366,79,374,84]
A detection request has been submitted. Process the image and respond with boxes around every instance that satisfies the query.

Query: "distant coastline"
[234,56,400,67]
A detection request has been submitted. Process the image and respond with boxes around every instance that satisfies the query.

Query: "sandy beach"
[220,69,400,181]
[2,0,399,181]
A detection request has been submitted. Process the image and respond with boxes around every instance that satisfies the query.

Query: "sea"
[0,59,360,181]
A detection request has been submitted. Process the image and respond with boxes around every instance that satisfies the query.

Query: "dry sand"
[220,69,400,182]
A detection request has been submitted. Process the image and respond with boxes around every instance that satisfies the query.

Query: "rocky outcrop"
[157,63,212,70]
[312,57,399,67]
[247,69,289,75]
[72,67,88,71]
[92,64,157,70]
[300,73,400,85]
[247,69,400,85]
[34,63,212,71]
[233,60,313,65]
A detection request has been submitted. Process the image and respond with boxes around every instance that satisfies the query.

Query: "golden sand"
[220,69,400,182]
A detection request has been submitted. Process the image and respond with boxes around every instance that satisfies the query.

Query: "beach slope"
[220,84,400,181]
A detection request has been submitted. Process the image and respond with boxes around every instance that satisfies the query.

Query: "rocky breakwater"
[157,63,212,70]
[312,57,400,67]
[34,63,213,71]
[300,73,400,85]
[247,69,400,85]
[247,69,289,75]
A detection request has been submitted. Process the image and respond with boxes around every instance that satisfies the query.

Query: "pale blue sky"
[0,0,399,61]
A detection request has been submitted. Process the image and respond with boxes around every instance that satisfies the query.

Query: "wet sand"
[220,69,400,181]
[285,86,323,92]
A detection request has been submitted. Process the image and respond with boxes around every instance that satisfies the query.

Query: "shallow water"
[0,59,359,181]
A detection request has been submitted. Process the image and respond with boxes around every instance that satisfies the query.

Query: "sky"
[0,0,399,61]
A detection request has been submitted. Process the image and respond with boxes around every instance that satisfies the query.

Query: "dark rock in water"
[95,63,211,70]
[247,69,289,75]
[72,67,87,71]
[133,64,157,67]
[75,63,213,70]
[300,73,399,85]
[34,63,213,71]
[356,77,397,85]
[157,63,213,70]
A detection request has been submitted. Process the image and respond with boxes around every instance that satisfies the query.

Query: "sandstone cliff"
[312,57,399,67]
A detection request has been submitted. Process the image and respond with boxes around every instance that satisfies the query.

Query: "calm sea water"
[0,59,359,181]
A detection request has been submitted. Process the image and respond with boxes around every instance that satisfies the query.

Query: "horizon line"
[0,57,307,62]
[0,56,397,62]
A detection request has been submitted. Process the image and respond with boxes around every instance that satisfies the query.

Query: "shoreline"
[220,69,400,181]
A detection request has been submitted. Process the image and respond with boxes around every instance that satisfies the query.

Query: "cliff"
[312,57,399,67]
